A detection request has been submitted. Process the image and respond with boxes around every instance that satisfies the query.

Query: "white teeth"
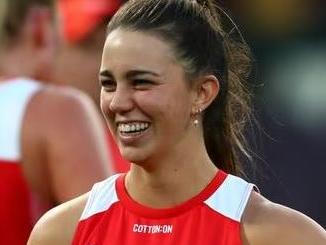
[118,122,149,133]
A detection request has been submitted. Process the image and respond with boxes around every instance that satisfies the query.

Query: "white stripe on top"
[0,78,42,161]
[204,174,254,222]
[80,174,120,221]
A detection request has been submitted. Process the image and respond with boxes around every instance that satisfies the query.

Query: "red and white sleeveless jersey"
[0,78,42,245]
[72,170,254,245]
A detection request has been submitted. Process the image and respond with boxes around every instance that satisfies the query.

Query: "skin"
[54,24,107,105]
[53,22,131,174]
[21,86,111,204]
[27,29,326,245]
[0,6,111,215]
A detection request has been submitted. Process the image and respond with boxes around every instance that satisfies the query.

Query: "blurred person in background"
[56,0,130,173]
[0,0,112,244]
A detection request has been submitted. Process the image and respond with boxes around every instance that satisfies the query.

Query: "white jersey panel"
[0,78,42,161]
[80,174,120,221]
[204,174,254,222]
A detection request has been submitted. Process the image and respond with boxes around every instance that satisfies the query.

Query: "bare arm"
[242,191,326,245]
[22,86,112,203]
[27,194,88,245]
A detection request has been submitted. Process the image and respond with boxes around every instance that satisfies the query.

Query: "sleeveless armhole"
[204,174,256,222]
[0,78,42,161]
[237,182,256,222]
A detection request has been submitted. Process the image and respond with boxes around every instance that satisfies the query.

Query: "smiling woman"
[28,0,326,245]
[99,29,199,165]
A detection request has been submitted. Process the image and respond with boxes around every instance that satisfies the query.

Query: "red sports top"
[0,78,43,245]
[72,170,254,245]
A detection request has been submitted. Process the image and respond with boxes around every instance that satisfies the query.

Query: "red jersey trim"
[116,170,227,219]
[0,159,20,164]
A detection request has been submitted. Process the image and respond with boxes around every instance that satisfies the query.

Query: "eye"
[133,79,154,90]
[100,79,116,92]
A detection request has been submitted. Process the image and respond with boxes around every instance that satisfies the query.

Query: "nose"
[108,86,134,113]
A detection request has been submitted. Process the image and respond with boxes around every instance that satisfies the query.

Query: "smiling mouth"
[117,122,150,135]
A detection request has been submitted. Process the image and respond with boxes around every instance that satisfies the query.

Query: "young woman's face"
[100,29,196,164]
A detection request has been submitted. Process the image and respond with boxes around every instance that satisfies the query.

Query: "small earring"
[193,108,202,127]
[194,119,199,126]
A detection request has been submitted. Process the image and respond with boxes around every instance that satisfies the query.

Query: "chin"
[122,152,147,164]
[120,147,150,165]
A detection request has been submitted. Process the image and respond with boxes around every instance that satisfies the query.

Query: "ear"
[191,75,220,113]
[22,6,54,49]
[22,6,57,81]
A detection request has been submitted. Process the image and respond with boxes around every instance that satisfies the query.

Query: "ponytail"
[194,0,253,175]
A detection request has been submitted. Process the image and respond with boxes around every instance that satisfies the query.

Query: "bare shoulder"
[33,85,107,147]
[32,85,102,125]
[241,191,326,245]
[27,193,89,245]
[25,84,104,140]
[23,85,109,202]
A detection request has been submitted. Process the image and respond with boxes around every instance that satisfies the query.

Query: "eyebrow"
[99,69,160,79]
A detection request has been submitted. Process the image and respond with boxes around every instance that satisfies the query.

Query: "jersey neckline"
[116,170,227,219]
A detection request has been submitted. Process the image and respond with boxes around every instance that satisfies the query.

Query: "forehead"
[101,29,177,72]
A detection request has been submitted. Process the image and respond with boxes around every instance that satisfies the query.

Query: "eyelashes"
[100,78,156,91]
[132,79,155,88]
[100,79,116,92]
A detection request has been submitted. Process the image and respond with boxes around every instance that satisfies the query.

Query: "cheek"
[100,91,113,119]
[138,89,190,123]
[163,87,192,117]
[135,90,170,115]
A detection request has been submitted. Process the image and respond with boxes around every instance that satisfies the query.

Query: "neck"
[0,75,14,83]
[0,44,38,81]
[126,132,218,208]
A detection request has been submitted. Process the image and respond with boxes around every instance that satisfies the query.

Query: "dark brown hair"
[107,0,253,175]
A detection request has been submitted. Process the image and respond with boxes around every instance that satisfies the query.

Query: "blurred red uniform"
[0,78,46,244]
